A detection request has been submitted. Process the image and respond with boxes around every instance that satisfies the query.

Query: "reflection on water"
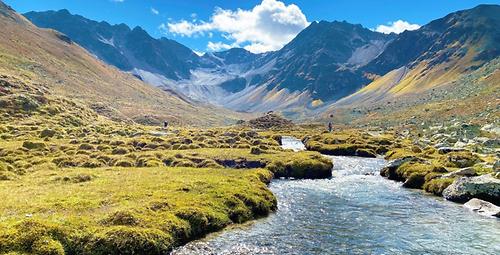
[173,141,500,254]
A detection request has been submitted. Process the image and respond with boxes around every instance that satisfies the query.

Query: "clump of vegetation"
[439,151,481,168]
[304,130,391,157]
[22,141,46,150]
[39,128,57,138]
[423,178,455,196]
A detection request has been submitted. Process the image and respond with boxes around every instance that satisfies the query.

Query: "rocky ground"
[299,125,499,217]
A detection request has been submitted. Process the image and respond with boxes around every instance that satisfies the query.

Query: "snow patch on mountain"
[97,34,115,47]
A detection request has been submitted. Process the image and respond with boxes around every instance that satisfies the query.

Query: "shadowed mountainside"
[0,1,243,126]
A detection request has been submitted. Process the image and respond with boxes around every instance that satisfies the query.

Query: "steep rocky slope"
[24,9,199,80]
[322,4,500,126]
[0,2,241,126]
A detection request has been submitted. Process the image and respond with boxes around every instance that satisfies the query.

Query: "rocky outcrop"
[443,174,500,205]
[464,198,500,217]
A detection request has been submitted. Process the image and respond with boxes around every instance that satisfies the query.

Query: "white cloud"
[163,0,310,53]
[151,7,159,15]
[375,20,420,34]
[207,41,239,51]
[110,0,124,2]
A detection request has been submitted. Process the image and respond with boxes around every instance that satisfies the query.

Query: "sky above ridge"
[4,0,500,54]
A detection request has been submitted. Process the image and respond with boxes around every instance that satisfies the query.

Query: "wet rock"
[380,157,417,180]
[464,198,500,217]
[441,167,476,178]
[443,174,500,205]
[437,147,466,154]
[355,149,377,158]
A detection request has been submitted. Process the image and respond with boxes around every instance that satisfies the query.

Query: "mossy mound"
[423,178,455,196]
[304,130,392,157]
[244,113,294,129]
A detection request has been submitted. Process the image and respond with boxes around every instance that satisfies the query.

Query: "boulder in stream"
[443,174,500,204]
[464,198,500,217]
[380,157,419,180]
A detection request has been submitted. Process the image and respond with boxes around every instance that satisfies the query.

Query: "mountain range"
[8,3,500,125]
[0,1,242,126]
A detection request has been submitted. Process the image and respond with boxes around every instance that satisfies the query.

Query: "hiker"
[328,114,334,133]
[163,121,169,130]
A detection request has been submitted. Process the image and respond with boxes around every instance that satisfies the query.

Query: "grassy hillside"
[323,57,499,127]
[0,1,242,126]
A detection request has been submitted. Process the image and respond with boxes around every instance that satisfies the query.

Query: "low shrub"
[40,129,57,138]
[78,144,94,151]
[112,147,129,155]
[114,160,134,167]
[250,147,262,155]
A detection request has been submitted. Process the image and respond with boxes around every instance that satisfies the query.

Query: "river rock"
[464,198,500,217]
[380,157,416,180]
[437,147,466,154]
[443,174,500,204]
[441,167,476,178]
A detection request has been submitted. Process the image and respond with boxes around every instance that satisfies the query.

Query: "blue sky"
[4,0,500,53]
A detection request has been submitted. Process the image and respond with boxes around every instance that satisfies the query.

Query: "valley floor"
[0,75,499,254]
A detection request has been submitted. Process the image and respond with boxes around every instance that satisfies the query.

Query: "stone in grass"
[22,141,46,150]
[443,174,500,204]
[40,129,56,138]
[464,198,500,217]
[441,167,476,178]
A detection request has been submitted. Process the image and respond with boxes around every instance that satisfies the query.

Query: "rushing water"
[173,138,500,255]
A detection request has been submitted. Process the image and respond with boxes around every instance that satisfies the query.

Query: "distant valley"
[24,5,500,124]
